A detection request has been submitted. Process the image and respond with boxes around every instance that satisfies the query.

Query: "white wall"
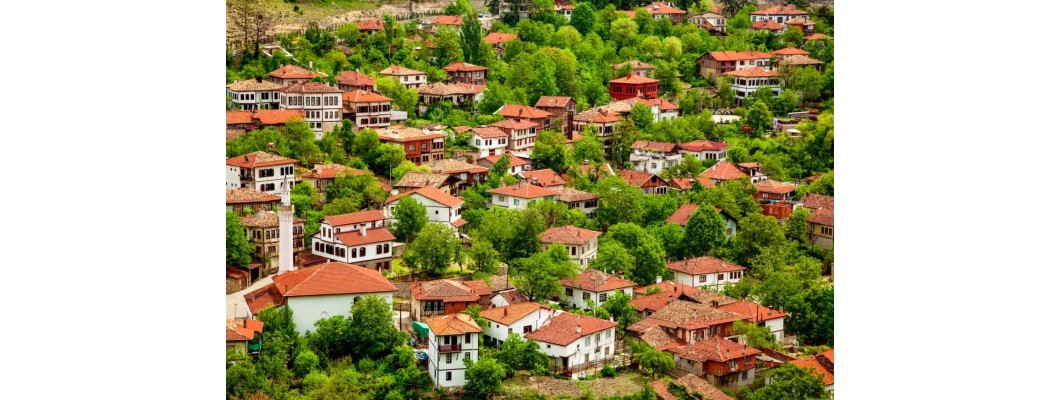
[226,166,241,189]
[531,327,617,378]
[483,308,560,344]
[248,164,295,194]
[386,193,461,224]
[428,330,479,387]
[765,317,784,339]
[673,271,744,291]
[287,292,393,334]
[564,287,634,310]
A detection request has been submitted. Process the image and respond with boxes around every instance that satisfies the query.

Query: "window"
[741,371,748,379]
[464,333,471,343]
[582,292,590,301]
[513,199,520,206]
[598,293,607,303]
[445,371,452,381]
[698,274,706,283]
[717,273,725,281]
[376,244,382,254]
[445,353,452,363]
[729,360,736,369]
[359,247,366,257]
[523,325,532,334]
[594,333,600,343]
[465,352,471,359]
[384,243,390,253]
[745,356,752,363]
[565,288,573,297]
[570,246,577,256]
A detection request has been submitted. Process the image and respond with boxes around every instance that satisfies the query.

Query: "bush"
[601,364,617,378]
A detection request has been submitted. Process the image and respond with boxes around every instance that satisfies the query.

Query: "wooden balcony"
[437,343,462,352]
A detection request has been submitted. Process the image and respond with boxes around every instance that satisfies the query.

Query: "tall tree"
[629,103,655,130]
[402,223,460,277]
[463,358,507,399]
[589,241,637,277]
[530,130,570,172]
[742,363,830,400]
[392,196,428,242]
[511,243,579,301]
[730,213,787,265]
[569,3,596,35]
[602,223,667,285]
[682,207,726,257]
[493,332,549,375]
[639,347,675,379]
[226,211,253,268]
[467,239,501,276]
[592,176,645,230]
[601,291,640,334]
[460,10,487,66]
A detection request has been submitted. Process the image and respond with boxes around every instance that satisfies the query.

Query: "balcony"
[437,343,462,352]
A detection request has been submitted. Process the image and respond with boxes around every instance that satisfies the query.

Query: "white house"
[242,261,397,333]
[678,140,729,162]
[227,78,284,110]
[383,187,465,229]
[470,126,510,158]
[750,4,809,24]
[540,226,602,268]
[378,65,428,89]
[525,313,618,379]
[629,140,682,175]
[718,300,787,342]
[226,151,297,194]
[789,350,834,395]
[519,168,567,192]
[561,269,636,310]
[723,68,782,104]
[310,210,396,272]
[477,152,532,175]
[426,313,482,388]
[688,11,727,33]
[268,64,325,87]
[279,82,344,138]
[557,187,600,217]
[487,182,560,209]
[478,302,560,346]
[666,256,747,291]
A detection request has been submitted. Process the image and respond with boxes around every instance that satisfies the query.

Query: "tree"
[730,213,787,265]
[590,241,637,278]
[294,350,321,377]
[682,207,726,257]
[403,223,460,277]
[744,100,773,136]
[789,67,824,102]
[335,23,362,44]
[572,125,605,163]
[365,143,406,180]
[661,36,683,60]
[629,103,655,130]
[463,358,507,399]
[226,211,253,268]
[392,196,428,242]
[487,154,512,188]
[650,223,686,260]
[785,206,811,244]
[654,61,679,97]
[639,347,675,379]
[460,10,487,66]
[511,243,579,301]
[742,363,830,400]
[734,320,778,350]
[602,223,667,286]
[493,332,549,375]
[775,88,801,114]
[509,208,548,260]
[467,239,501,276]
[348,295,407,360]
[592,176,644,230]
[226,360,266,399]
[376,76,418,112]
[785,285,833,347]
[530,130,569,172]
[601,291,640,333]
[570,3,596,34]
[610,18,639,49]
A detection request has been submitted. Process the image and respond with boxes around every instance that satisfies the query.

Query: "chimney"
[361,225,367,236]
[655,275,662,284]
[309,61,314,70]
[255,76,262,83]
[503,307,508,316]
[243,155,249,162]
[268,142,275,151]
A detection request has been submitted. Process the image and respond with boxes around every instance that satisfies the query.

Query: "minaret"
[278,176,294,275]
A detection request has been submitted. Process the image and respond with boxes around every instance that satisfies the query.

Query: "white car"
[477,12,492,19]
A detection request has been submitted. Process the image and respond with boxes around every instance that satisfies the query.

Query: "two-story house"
[444,61,489,85]
[618,169,670,195]
[242,209,305,269]
[679,140,729,162]
[298,163,370,193]
[526,313,618,379]
[789,349,834,395]
[491,119,539,154]
[698,161,749,185]
[243,261,397,333]
[410,279,492,320]
[378,65,427,89]
[665,204,739,236]
[750,4,809,25]
[226,151,298,194]
[476,152,533,175]
[498,0,534,20]
[629,300,745,347]
[378,125,447,164]
[718,300,787,343]
[696,51,773,81]
[572,108,621,150]
[268,64,325,87]
[667,256,747,291]
[484,32,519,57]
[228,78,285,110]
[342,90,392,131]
[668,338,761,388]
[609,74,659,101]
[279,82,344,138]
[383,187,465,228]
[753,179,797,202]
[356,19,384,35]
[557,187,600,216]
[470,126,510,158]
[629,280,738,319]
[784,17,816,35]
[519,169,567,191]
[803,194,834,250]
[394,171,460,195]
[428,159,490,194]
[535,96,576,138]
[735,162,768,183]
[496,104,553,130]
[487,182,560,209]
[638,2,686,23]
[613,59,656,78]
[479,302,560,346]
[724,68,782,103]
[418,82,485,113]
[425,313,482,388]
[561,269,635,309]
[336,70,375,92]
[750,19,786,33]
[226,109,306,137]
[688,11,727,34]
[310,210,396,272]
[227,188,280,215]
[429,15,463,33]
[541,226,602,269]
[630,140,683,175]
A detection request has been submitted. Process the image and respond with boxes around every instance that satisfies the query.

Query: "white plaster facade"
[563,286,634,310]
[279,90,343,139]
[531,326,617,380]
[427,329,480,387]
[630,149,682,175]
[226,163,296,194]
[673,270,744,291]
[472,132,509,158]
[384,192,463,225]
[541,238,599,268]
[489,192,558,209]
[287,293,393,334]
[482,308,561,344]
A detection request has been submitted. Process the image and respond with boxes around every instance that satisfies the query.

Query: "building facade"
[279,82,344,138]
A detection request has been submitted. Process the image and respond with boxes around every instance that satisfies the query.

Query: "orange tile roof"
[754,179,797,194]
[669,177,694,191]
[679,140,729,152]
[667,257,747,275]
[804,33,832,40]
[470,126,509,139]
[335,227,396,246]
[807,206,833,226]
[484,32,518,44]
[535,96,573,108]
[410,279,491,302]
[652,375,734,400]
[226,151,298,168]
[540,225,602,245]
[384,186,464,208]
[751,19,786,30]
[299,164,368,180]
[618,169,664,188]
[666,204,704,226]
[708,51,772,62]
[633,280,695,295]
[378,125,447,141]
[255,109,306,125]
[337,70,376,86]
[244,284,285,314]
[488,183,560,199]
[343,90,391,103]
[666,337,760,363]
[699,161,748,181]
[790,355,834,385]
[227,265,250,279]
[751,5,808,15]
[561,269,635,292]
[282,82,344,93]
[417,82,485,96]
[497,104,553,119]
[323,210,386,227]
[771,47,810,56]
[269,64,324,79]
[631,140,678,152]
[609,74,659,84]
[642,2,686,15]
[574,107,622,123]
[717,300,786,322]
[482,153,530,167]
[490,118,539,130]
[357,19,384,31]
[800,194,834,210]
[226,111,253,125]
[379,65,426,76]
[821,349,834,364]
[525,313,616,345]
[428,158,490,175]
[425,313,483,335]
[443,61,488,72]
[228,79,286,91]
[646,300,746,330]
[273,261,398,297]
[479,301,553,326]
[520,168,567,187]
[724,67,780,78]
[557,187,599,203]
[432,15,464,25]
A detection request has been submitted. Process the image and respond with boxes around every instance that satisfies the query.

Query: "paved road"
[226,275,274,320]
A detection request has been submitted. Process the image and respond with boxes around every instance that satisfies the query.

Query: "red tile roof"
[432,15,464,25]
[618,169,664,188]
[751,19,786,30]
[807,206,833,226]
[379,65,426,76]
[497,104,553,119]
[540,225,602,245]
[679,140,729,152]
[255,109,306,125]
[652,375,734,400]
[282,82,344,93]
[337,70,376,87]
[227,265,250,279]
[384,186,464,208]
[724,67,780,78]
[323,210,386,227]
[800,194,834,210]
[300,164,368,180]
[479,301,553,326]
[790,355,834,385]
[269,64,324,79]
[751,5,808,15]
[410,279,491,302]
[226,151,298,168]
[708,51,772,62]
[609,74,659,84]
[482,153,530,167]
[804,33,832,40]
[226,111,253,125]
[470,126,509,139]
[667,257,747,275]
[668,178,694,191]
[488,183,560,199]
[771,47,810,56]
[525,313,617,345]
[561,269,635,292]
[244,282,285,314]
[699,161,748,181]
[667,204,726,226]
[642,2,686,15]
[521,169,567,187]
[417,82,485,96]
[343,90,391,103]
[631,140,678,152]
[273,261,397,297]
[484,32,519,44]
[443,61,488,72]
[535,96,573,109]
[666,337,760,362]
[425,313,483,335]
[754,179,797,194]
[491,118,539,130]
[717,300,786,322]
[557,187,599,203]
[357,19,384,31]
[335,227,396,246]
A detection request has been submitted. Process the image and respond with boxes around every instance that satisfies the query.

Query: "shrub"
[601,364,617,378]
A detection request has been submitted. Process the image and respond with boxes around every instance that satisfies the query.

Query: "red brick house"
[378,125,446,164]
[668,338,761,388]
[444,61,489,85]
[609,74,659,100]
[535,96,576,138]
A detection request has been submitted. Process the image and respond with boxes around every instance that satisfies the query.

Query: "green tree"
[226,360,266,399]
[682,207,726,257]
[572,124,606,163]
[335,23,362,44]
[467,239,501,276]
[744,100,774,136]
[785,206,811,244]
[730,213,787,265]
[530,130,569,173]
[403,223,460,276]
[629,103,655,130]
[790,67,825,102]
[601,291,640,333]
[226,211,253,268]
[348,295,407,360]
[602,223,667,285]
[734,320,778,350]
[639,347,675,379]
[610,18,639,49]
[350,128,380,156]
[511,243,579,301]
[493,332,549,375]
[716,76,735,105]
[392,196,428,242]
[293,350,320,377]
[785,285,834,347]
[742,363,830,400]
[365,143,406,180]
[661,36,683,60]
[460,10,487,66]
[376,76,418,112]
[570,2,596,34]
[487,154,512,188]
[650,223,686,260]
[463,358,507,399]
[775,88,801,114]
[592,176,645,230]
[589,241,637,277]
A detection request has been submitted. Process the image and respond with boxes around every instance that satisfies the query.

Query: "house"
[418,82,485,113]
[735,162,768,183]
[310,210,396,272]
[750,4,809,25]
[630,140,682,175]
[667,338,761,388]
[430,15,464,32]
[698,161,748,185]
[535,96,576,138]
[484,32,518,57]
[629,280,738,318]
[667,256,747,291]
[800,194,834,250]
[227,188,280,215]
[679,140,729,162]
[525,313,618,379]
[356,19,384,35]
[498,0,534,20]
[717,300,786,342]
[425,313,482,388]
[469,126,510,158]
[594,97,679,123]
[803,33,832,41]
[557,187,600,216]
[750,19,786,33]
[688,12,727,34]
[566,161,616,181]
[491,118,539,154]
[268,64,325,87]
[489,288,529,308]
[496,104,553,130]
[541,226,602,268]
[519,169,567,191]
[618,169,670,195]
[770,47,810,61]
[242,209,306,269]
[410,279,492,320]
[228,78,285,110]
[479,302,559,345]
[379,65,427,89]
[279,82,344,138]
[788,349,835,395]
[613,59,656,78]
[638,2,686,23]
[226,319,264,355]
[487,182,560,209]
[477,152,533,175]
[561,269,635,310]
[226,151,298,193]
[572,108,621,149]
[444,61,489,85]
[378,125,447,164]
[724,68,782,103]
[652,375,734,400]
[383,187,465,228]
[393,171,460,195]
[555,3,575,19]
[754,179,797,202]
[299,164,370,193]
[226,109,306,137]
[227,265,253,294]
[779,54,826,72]
[428,159,490,193]
[243,261,397,333]
[665,204,738,236]
[629,300,745,347]
[342,90,392,130]
[696,51,773,81]
[336,70,376,92]
[609,73,659,100]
